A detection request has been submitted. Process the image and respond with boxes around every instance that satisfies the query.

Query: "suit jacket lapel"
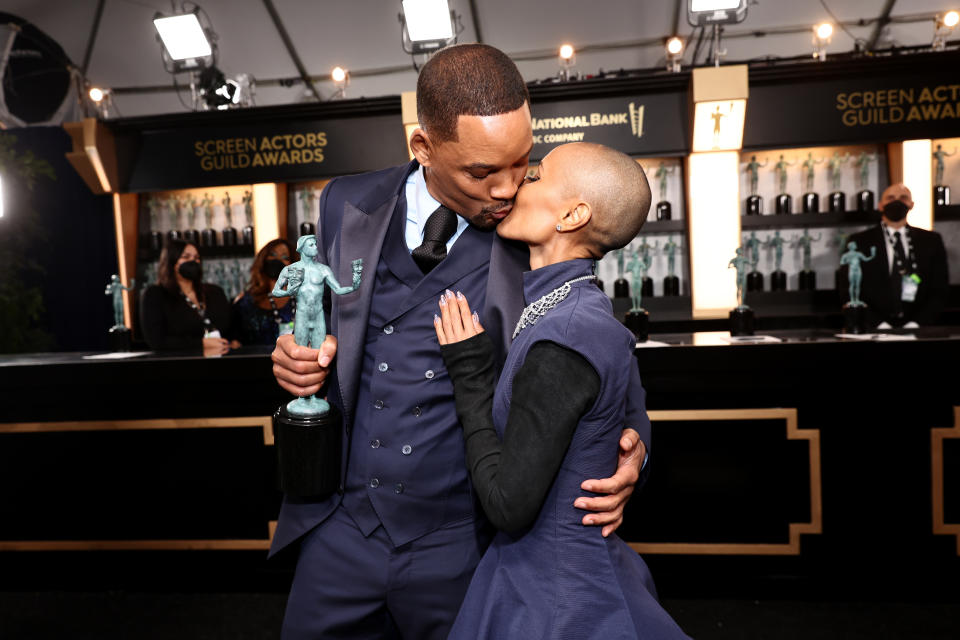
[484,235,529,363]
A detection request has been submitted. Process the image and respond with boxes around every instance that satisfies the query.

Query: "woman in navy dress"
[232,238,297,345]
[434,143,690,639]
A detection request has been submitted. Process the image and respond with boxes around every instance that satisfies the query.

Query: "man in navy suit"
[270,44,651,639]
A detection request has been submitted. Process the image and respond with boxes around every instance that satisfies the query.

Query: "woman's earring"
[556,224,562,231]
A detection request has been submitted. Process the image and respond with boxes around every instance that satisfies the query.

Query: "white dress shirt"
[404,166,469,253]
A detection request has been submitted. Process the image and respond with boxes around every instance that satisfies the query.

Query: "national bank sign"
[532,102,645,144]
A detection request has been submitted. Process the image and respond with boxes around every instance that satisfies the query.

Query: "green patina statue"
[728,247,750,309]
[745,231,762,268]
[826,151,850,192]
[840,241,877,306]
[626,247,652,312]
[272,235,363,416]
[105,274,135,329]
[801,152,824,193]
[764,230,786,271]
[773,154,796,194]
[663,234,681,277]
[744,155,768,196]
[791,229,822,272]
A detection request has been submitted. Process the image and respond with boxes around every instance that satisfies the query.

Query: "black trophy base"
[149,231,163,251]
[798,269,816,291]
[775,194,792,215]
[273,404,342,498]
[828,191,846,213]
[200,228,218,248]
[108,326,131,352]
[241,225,254,246]
[299,222,316,237]
[624,309,649,343]
[746,271,764,292]
[843,303,868,334]
[656,201,672,221]
[857,190,874,213]
[729,307,755,337]
[167,229,182,242]
[802,192,819,213]
[770,270,787,292]
[641,277,654,299]
[934,185,950,207]
[595,279,605,293]
[221,227,238,247]
[663,275,680,297]
[183,229,199,245]
[613,278,629,299]
[745,195,762,216]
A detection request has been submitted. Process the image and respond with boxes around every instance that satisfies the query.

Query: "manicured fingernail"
[456,291,464,300]
[439,295,446,306]
[445,289,454,299]
[434,314,440,323]
[472,311,480,324]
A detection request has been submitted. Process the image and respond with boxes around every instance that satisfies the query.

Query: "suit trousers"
[281,505,491,639]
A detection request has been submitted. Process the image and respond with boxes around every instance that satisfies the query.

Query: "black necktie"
[890,231,907,316]
[412,205,458,274]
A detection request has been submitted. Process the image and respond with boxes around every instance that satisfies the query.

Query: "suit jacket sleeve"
[624,362,652,487]
[916,232,949,324]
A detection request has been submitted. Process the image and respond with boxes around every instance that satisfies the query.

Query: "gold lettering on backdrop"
[531,102,645,145]
[836,85,960,127]
[195,131,328,171]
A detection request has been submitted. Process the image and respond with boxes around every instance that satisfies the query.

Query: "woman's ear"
[559,202,592,231]
[409,128,433,167]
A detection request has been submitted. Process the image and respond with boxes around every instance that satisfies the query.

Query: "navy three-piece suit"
[270,160,653,639]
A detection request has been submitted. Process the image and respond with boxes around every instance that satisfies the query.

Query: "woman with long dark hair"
[232,238,297,345]
[140,239,236,356]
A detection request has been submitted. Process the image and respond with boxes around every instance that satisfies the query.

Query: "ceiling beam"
[672,0,682,36]
[80,0,106,76]
[261,0,322,102]
[867,0,898,51]
[467,0,483,43]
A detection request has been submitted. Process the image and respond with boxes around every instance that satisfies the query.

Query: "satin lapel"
[483,235,529,364]
[336,195,398,421]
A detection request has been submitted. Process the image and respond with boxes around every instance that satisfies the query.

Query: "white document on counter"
[719,335,783,344]
[834,333,917,341]
[635,340,671,348]
[82,351,152,360]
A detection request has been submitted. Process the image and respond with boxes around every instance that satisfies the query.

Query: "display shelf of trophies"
[287,180,330,240]
[933,136,960,220]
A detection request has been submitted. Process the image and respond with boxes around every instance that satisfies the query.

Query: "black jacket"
[140,283,234,351]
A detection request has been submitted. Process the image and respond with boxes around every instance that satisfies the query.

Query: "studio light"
[400,0,457,55]
[88,87,105,103]
[331,66,349,99]
[813,22,833,61]
[558,43,576,81]
[86,86,112,118]
[196,66,240,110]
[933,11,960,51]
[665,36,684,72]
[686,0,747,27]
[153,11,213,71]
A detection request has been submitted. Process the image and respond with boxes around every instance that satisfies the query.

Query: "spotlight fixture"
[665,36,684,72]
[933,11,960,51]
[400,0,457,55]
[558,43,576,81]
[153,10,214,72]
[686,0,747,27]
[331,66,349,99]
[196,66,240,111]
[88,87,105,103]
[87,86,112,118]
[813,22,833,61]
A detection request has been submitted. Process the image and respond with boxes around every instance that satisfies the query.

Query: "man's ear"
[559,202,592,231]
[409,128,433,167]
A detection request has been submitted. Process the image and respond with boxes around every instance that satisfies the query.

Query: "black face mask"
[263,258,285,280]
[882,200,909,222]
[178,260,202,281]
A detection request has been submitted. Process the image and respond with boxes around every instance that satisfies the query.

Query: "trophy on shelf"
[745,230,764,292]
[105,274,136,351]
[653,162,675,221]
[200,193,217,248]
[728,247,754,336]
[637,238,657,298]
[165,196,181,241]
[839,241,877,334]
[744,155,767,215]
[853,151,877,212]
[613,248,630,298]
[826,151,850,212]
[230,259,246,299]
[298,188,316,237]
[182,195,199,245]
[833,229,850,290]
[241,190,254,246]
[773,154,796,214]
[271,235,363,497]
[933,144,956,206]
[221,192,238,247]
[764,230,787,291]
[624,247,652,342]
[800,152,823,213]
[146,195,163,251]
[792,229,821,291]
[662,234,681,296]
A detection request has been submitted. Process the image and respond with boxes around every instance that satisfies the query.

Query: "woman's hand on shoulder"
[434,289,483,345]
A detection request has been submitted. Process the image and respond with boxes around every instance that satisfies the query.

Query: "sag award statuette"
[792,229,821,290]
[613,248,629,298]
[744,155,767,215]
[165,196,182,242]
[933,144,956,206]
[728,247,754,336]
[182,195,200,246]
[221,192,238,247]
[105,274,135,351]
[854,151,877,212]
[654,162,674,220]
[147,196,163,251]
[765,230,787,291]
[624,248,652,342]
[241,190,254,246]
[745,231,764,292]
[298,188,317,237]
[271,235,363,497]
[662,234,681,296]
[826,151,850,212]
[773,154,796,214]
[801,152,823,213]
[200,193,217,248]
[840,241,877,334]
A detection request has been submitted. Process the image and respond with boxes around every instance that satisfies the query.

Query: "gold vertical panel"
[901,139,934,230]
[931,407,960,555]
[0,416,275,551]
[112,192,140,328]
[628,408,822,555]
[252,183,285,252]
[402,90,418,161]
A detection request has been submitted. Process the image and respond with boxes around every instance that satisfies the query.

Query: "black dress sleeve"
[203,284,236,342]
[140,285,203,352]
[441,333,600,533]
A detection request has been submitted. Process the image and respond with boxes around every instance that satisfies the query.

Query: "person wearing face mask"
[841,183,949,328]
[141,239,238,356]
[232,238,298,345]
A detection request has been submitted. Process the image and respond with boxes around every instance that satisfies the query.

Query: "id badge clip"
[901,274,920,302]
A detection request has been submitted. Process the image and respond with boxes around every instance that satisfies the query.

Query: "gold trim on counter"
[931,407,960,555]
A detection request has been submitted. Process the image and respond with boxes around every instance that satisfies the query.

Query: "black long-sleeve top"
[440,332,600,534]
[140,283,234,352]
